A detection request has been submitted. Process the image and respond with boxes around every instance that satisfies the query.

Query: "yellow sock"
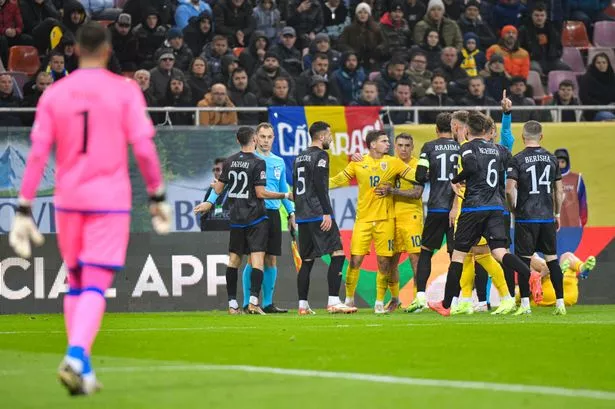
[345,267,360,298]
[376,271,388,302]
[475,253,509,297]
[572,260,583,273]
[460,254,475,299]
[389,280,400,298]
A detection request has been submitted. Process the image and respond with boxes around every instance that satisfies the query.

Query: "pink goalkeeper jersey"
[20,69,161,212]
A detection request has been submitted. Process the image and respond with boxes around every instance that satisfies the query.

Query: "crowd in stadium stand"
[0,0,614,126]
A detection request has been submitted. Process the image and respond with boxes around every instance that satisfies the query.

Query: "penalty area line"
[95,364,615,401]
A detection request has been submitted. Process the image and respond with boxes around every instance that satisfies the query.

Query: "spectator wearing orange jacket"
[486,25,530,79]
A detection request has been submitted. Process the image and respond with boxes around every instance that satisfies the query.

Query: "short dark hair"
[532,2,547,12]
[394,80,412,90]
[214,157,226,165]
[314,52,329,61]
[469,76,485,85]
[309,121,330,140]
[236,126,255,146]
[467,111,490,136]
[431,72,446,83]
[232,67,247,78]
[436,112,453,133]
[366,129,387,149]
[388,56,406,68]
[49,51,64,60]
[510,76,526,85]
[559,79,575,89]
[76,22,110,54]
[395,133,413,143]
[213,35,227,43]
[411,51,427,61]
[273,77,289,86]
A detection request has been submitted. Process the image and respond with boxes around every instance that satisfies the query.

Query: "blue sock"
[262,266,277,308]
[67,345,92,374]
[486,276,492,306]
[242,264,252,308]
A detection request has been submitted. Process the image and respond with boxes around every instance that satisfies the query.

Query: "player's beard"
[323,141,330,150]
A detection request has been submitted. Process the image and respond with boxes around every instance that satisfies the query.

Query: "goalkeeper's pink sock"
[69,266,114,355]
[63,267,82,339]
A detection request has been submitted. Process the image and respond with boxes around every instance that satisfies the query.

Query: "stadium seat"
[593,21,615,47]
[8,46,40,76]
[233,47,244,57]
[97,20,114,27]
[547,70,579,96]
[587,47,615,69]
[527,70,548,104]
[368,71,379,81]
[562,47,586,73]
[604,0,615,18]
[0,58,5,73]
[561,21,591,48]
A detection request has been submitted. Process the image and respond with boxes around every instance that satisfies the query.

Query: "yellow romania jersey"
[330,155,412,222]
[394,156,422,219]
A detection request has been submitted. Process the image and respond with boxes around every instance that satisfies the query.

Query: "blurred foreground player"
[9,22,171,395]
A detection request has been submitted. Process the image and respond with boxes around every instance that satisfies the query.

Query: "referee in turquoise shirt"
[242,123,296,313]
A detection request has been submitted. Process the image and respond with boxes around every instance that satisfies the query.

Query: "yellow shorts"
[538,274,579,306]
[394,214,423,254]
[351,218,395,257]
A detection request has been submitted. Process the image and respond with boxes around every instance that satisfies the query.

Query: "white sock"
[521,297,530,309]
[461,297,472,304]
[345,296,354,305]
[228,299,239,309]
[299,300,309,309]
[416,292,426,302]
[375,300,384,307]
[451,296,459,309]
[249,296,259,305]
[478,300,488,307]
[328,296,341,306]
[556,298,565,308]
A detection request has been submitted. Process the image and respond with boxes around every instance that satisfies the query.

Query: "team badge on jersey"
[260,171,266,179]
[318,159,327,167]
[381,162,388,171]
[274,166,282,179]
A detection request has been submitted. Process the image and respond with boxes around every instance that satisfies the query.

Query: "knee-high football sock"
[416,249,433,292]
[262,266,277,308]
[547,260,564,300]
[64,267,82,339]
[474,262,488,302]
[68,266,114,360]
[226,266,238,301]
[502,264,516,298]
[249,268,264,302]
[506,254,531,298]
[476,254,509,298]
[443,261,463,309]
[297,260,314,302]
[460,255,475,299]
[242,264,252,308]
[376,270,388,303]
[327,256,345,297]
[345,266,360,299]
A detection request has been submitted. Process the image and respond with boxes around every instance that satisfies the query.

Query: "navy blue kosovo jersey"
[459,138,505,211]
[507,146,561,221]
[419,138,460,211]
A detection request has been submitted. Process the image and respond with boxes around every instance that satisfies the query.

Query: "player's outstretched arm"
[329,162,354,189]
[194,180,227,214]
[256,185,291,200]
[500,90,514,151]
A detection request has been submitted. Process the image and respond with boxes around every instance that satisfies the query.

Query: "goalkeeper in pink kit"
[9,22,171,396]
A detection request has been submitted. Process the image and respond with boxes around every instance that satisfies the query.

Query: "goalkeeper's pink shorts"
[56,210,131,271]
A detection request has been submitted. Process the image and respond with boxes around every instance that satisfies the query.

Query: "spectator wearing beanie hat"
[480,52,511,101]
[378,0,413,62]
[156,27,194,72]
[110,13,139,71]
[338,2,384,72]
[459,32,485,77]
[457,0,497,49]
[303,32,342,72]
[413,0,463,50]
[486,24,530,79]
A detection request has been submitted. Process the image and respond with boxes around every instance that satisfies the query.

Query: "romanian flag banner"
[268,106,383,185]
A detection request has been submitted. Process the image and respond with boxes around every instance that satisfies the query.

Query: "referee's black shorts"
[265,209,282,256]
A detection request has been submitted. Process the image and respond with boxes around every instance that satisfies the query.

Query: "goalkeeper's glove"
[9,199,45,258]
[149,186,172,235]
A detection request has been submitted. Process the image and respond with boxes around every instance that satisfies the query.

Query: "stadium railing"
[0,105,613,125]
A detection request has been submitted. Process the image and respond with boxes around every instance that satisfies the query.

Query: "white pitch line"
[0,319,614,335]
[93,364,615,401]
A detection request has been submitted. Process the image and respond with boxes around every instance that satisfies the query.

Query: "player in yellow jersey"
[379,134,423,312]
[527,252,596,306]
[431,111,516,316]
[329,130,416,314]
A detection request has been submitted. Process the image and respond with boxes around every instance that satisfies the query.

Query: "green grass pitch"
[1,305,615,408]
